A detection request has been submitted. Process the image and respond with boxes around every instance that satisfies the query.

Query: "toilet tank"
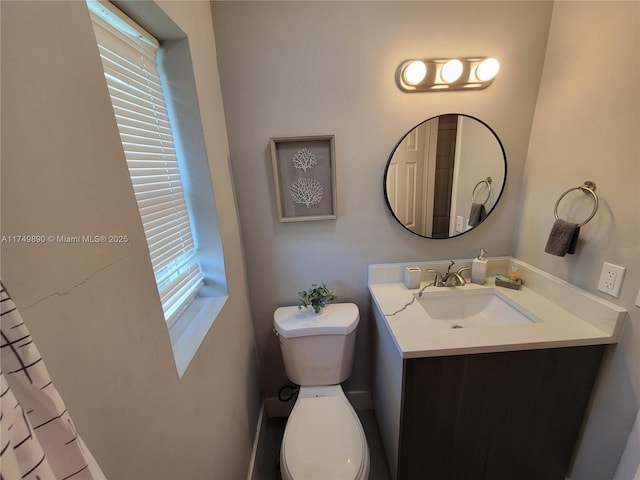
[274,303,359,386]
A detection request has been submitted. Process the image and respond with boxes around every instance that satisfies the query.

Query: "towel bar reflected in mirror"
[471,177,492,205]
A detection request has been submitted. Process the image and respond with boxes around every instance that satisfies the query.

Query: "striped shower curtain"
[1,282,105,479]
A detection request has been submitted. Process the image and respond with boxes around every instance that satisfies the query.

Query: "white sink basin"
[414,289,542,329]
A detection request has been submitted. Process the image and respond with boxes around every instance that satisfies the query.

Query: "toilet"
[274,303,370,480]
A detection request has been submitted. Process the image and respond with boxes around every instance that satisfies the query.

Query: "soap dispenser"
[471,248,488,285]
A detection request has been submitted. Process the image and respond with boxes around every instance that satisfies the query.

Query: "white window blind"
[89,3,203,325]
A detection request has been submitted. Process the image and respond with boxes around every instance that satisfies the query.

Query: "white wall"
[452,117,505,232]
[514,2,640,478]
[212,0,552,402]
[1,1,260,478]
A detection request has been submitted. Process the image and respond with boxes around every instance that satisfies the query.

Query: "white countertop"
[368,258,627,359]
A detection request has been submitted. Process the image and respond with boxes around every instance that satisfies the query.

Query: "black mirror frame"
[383,113,507,239]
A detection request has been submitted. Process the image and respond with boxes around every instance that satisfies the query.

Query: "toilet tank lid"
[274,303,359,338]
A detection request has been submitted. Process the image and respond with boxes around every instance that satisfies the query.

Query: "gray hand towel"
[468,203,487,226]
[544,219,580,256]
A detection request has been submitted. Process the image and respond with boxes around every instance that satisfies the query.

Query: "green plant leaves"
[297,283,337,314]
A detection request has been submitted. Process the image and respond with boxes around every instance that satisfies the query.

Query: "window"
[88,1,204,326]
[88,0,229,376]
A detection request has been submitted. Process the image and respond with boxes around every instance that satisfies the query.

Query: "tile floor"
[251,410,392,479]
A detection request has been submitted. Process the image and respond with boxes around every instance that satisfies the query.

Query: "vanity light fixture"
[441,59,464,83]
[396,57,500,92]
[402,60,428,86]
[475,57,500,82]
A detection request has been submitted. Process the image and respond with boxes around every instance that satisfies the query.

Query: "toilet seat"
[280,386,369,480]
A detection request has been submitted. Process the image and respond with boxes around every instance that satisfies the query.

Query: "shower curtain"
[1,282,106,479]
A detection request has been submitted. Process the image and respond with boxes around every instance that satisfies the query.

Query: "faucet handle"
[457,266,471,275]
[426,269,445,287]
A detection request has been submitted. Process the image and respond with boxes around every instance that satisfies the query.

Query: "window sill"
[168,295,228,377]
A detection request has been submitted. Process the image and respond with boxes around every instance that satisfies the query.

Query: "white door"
[386,119,438,236]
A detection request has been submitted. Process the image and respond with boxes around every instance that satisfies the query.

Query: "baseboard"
[246,403,266,480]
[264,389,372,418]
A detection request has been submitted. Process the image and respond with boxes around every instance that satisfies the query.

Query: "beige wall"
[212,0,552,402]
[514,2,640,478]
[1,1,260,478]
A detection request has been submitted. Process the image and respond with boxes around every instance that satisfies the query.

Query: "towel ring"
[554,180,599,227]
[471,177,492,205]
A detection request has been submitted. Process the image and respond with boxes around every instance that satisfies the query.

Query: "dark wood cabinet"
[397,346,605,480]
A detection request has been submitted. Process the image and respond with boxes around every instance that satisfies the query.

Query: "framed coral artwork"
[269,135,337,222]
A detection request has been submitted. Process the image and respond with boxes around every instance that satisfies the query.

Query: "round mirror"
[384,114,506,238]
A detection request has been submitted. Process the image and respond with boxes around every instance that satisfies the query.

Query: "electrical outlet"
[597,262,626,298]
[456,216,465,233]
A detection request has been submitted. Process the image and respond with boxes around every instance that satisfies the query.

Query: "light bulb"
[441,59,463,83]
[403,61,427,86]
[476,58,500,81]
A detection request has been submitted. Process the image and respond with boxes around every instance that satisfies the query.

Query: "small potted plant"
[297,283,337,314]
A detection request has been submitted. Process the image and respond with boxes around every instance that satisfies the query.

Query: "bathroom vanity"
[369,258,626,480]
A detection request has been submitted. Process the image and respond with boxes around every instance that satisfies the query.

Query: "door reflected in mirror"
[384,114,506,238]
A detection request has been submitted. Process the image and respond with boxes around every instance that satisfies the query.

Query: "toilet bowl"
[280,385,369,480]
[274,303,370,480]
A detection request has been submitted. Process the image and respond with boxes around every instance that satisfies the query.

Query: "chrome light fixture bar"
[396,57,500,92]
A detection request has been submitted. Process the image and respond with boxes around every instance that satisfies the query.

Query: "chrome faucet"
[428,261,470,287]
